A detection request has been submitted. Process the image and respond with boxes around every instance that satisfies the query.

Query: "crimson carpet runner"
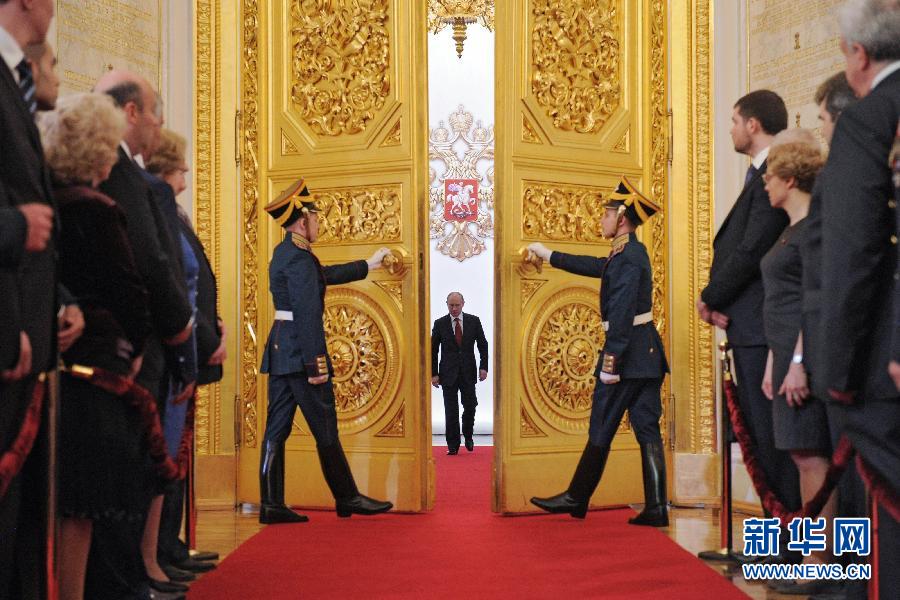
[189,448,748,599]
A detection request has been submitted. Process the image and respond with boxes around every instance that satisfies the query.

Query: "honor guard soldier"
[259,178,393,523]
[527,177,669,525]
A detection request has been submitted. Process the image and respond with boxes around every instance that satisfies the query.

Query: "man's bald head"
[94,69,163,158]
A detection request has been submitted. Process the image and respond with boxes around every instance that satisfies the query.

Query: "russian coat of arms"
[429,105,494,261]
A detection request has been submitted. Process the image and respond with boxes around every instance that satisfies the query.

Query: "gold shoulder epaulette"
[291,232,311,251]
[611,233,629,254]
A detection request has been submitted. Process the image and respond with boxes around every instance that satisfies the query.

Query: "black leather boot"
[318,442,393,518]
[628,441,669,527]
[531,443,609,519]
[259,441,309,524]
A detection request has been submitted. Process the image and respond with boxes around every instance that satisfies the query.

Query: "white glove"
[527,242,552,261]
[599,372,621,385]
[367,247,391,269]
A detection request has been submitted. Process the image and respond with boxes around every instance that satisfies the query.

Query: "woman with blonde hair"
[39,92,152,600]
[760,134,836,595]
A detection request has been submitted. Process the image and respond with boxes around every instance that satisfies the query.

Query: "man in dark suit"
[0,2,58,598]
[818,4,900,595]
[431,292,488,455]
[528,178,669,525]
[85,70,194,599]
[698,90,801,527]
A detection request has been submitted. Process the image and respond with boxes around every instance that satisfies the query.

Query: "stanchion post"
[698,341,737,562]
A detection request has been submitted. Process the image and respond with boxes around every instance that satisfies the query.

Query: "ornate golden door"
[494,0,669,512]
[237,0,431,511]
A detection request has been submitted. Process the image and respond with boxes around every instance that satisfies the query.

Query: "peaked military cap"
[264,177,318,227]
[604,176,661,226]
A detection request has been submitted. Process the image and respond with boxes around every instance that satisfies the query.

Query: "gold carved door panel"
[238,0,431,511]
[494,0,669,512]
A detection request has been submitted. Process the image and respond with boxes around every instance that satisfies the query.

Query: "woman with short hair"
[39,92,152,600]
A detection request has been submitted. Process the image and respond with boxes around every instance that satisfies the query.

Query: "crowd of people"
[2,2,222,599]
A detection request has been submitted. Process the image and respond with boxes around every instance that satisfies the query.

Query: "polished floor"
[193,444,795,600]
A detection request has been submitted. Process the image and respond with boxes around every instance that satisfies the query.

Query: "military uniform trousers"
[587,377,664,448]
[264,373,340,447]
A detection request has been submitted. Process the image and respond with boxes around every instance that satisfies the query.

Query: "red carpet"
[188,448,748,599]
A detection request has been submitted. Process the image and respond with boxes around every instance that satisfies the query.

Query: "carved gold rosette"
[289,0,390,136]
[531,0,622,134]
[322,288,400,433]
[523,287,603,433]
[429,105,495,262]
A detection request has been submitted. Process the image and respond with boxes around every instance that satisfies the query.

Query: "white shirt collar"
[871,60,900,92]
[0,24,24,84]
[119,140,146,168]
[451,313,464,326]
[752,146,770,169]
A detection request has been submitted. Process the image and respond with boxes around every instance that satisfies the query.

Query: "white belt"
[274,310,293,321]
[602,312,652,332]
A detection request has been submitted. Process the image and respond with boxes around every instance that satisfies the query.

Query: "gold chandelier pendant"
[428,0,495,58]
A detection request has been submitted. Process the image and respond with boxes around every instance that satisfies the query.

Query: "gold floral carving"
[522,182,605,243]
[612,129,629,153]
[524,288,603,433]
[374,280,403,311]
[429,105,495,261]
[520,279,546,311]
[311,186,402,245]
[289,0,390,136]
[380,119,401,147]
[520,405,547,437]
[281,129,300,155]
[322,289,400,433]
[522,115,541,144]
[531,0,622,134]
[376,406,405,437]
[241,0,260,448]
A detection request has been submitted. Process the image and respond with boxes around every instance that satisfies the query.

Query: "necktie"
[16,59,36,116]
[454,318,462,346]
[744,164,758,188]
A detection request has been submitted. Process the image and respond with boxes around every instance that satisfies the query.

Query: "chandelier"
[427,0,494,58]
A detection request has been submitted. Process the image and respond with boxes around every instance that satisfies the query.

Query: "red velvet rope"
[723,376,900,525]
[0,376,46,500]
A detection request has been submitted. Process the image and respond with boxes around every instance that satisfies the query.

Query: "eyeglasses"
[762,173,775,182]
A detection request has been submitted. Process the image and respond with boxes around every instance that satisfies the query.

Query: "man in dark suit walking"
[818,3,900,595]
[697,90,801,528]
[0,2,58,598]
[431,292,488,454]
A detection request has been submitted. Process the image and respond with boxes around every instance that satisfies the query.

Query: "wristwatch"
[791,354,803,364]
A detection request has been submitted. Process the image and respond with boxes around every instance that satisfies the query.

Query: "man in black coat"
[0,2,58,598]
[698,90,801,525]
[431,292,488,454]
[818,3,900,595]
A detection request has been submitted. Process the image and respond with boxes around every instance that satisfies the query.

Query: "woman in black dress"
[760,136,834,579]
[38,92,152,600]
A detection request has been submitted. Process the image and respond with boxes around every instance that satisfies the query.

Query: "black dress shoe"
[447,448,458,455]
[172,557,217,573]
[465,438,474,451]
[161,564,196,582]
[149,578,189,593]
[259,504,310,524]
[336,494,393,517]
[530,492,588,519]
[627,506,668,527]
[188,549,220,562]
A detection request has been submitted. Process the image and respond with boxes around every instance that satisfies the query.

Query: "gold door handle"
[517,246,543,274]
[382,248,409,277]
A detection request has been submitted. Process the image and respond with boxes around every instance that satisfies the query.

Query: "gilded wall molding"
[312,185,402,245]
[240,0,260,448]
[289,0,390,136]
[380,119,402,147]
[519,278,546,311]
[522,182,605,243]
[520,405,547,437]
[530,0,622,134]
[375,405,405,437]
[374,280,403,311]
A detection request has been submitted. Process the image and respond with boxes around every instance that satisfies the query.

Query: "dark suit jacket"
[893,127,900,363]
[98,149,192,393]
[0,60,57,376]
[551,234,668,379]
[431,312,488,388]
[260,235,368,376]
[701,160,788,346]
[820,69,900,399]
[179,217,222,385]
